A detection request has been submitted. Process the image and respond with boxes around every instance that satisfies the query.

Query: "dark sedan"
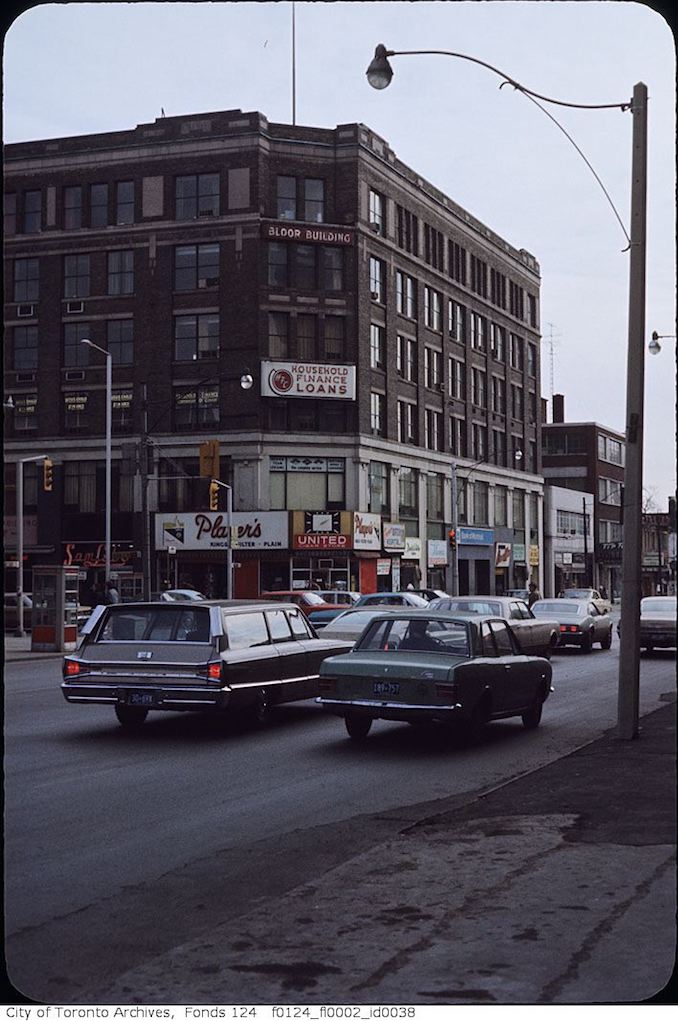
[318,610,552,741]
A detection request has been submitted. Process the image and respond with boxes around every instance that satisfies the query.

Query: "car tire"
[115,705,148,730]
[467,695,491,742]
[522,699,543,730]
[345,710,372,741]
[581,631,594,654]
[643,644,654,655]
[600,629,613,650]
[251,688,272,726]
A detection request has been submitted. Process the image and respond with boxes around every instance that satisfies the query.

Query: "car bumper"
[640,632,676,648]
[61,681,232,710]
[318,696,463,725]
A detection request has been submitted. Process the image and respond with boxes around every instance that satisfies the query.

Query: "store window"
[269,456,345,511]
[368,461,390,515]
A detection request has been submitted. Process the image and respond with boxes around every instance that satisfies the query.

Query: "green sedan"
[318,610,552,741]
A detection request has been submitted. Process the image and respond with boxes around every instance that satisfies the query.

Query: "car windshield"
[641,598,676,613]
[533,601,582,617]
[98,606,211,642]
[562,589,592,599]
[433,598,501,615]
[357,617,469,656]
[324,610,378,633]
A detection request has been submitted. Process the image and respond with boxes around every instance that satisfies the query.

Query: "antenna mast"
[291,2,296,125]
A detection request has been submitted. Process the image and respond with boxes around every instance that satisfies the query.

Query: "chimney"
[552,393,565,423]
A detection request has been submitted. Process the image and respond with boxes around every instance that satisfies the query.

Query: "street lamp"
[649,330,675,356]
[14,454,46,636]
[367,44,647,738]
[81,339,112,584]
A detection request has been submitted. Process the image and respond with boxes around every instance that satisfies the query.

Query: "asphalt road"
[4,639,674,1003]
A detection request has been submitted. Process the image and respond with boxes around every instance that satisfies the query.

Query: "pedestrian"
[528,581,541,607]
[104,580,120,605]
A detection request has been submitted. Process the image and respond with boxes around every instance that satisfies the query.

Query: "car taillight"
[435,683,457,701]
[64,659,80,676]
[207,661,222,681]
[319,677,336,695]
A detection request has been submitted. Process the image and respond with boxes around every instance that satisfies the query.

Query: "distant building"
[542,394,624,599]
[642,501,676,596]
[543,485,595,597]
[4,108,545,598]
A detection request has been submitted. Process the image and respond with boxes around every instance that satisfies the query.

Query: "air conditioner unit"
[65,370,85,381]
[16,372,35,383]
[204,277,219,287]
[369,221,381,232]
[66,301,84,314]
[438,383,446,393]
[17,304,34,318]
[198,208,215,217]
[370,290,380,300]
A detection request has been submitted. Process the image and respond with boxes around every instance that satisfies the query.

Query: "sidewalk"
[3,634,67,662]
[82,696,676,1006]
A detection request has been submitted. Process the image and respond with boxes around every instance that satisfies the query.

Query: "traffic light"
[43,458,54,492]
[448,528,457,550]
[200,439,220,479]
[209,480,219,511]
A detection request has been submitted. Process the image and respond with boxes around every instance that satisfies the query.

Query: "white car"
[159,589,206,602]
[560,588,611,614]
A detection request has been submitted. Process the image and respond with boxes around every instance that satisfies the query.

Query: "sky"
[3,0,676,505]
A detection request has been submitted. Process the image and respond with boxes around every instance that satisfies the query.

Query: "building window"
[269,456,345,510]
[473,481,489,525]
[174,313,220,361]
[63,322,91,367]
[556,510,586,536]
[396,271,417,318]
[174,385,220,429]
[490,323,505,362]
[510,333,524,371]
[64,254,90,299]
[528,294,538,328]
[174,243,219,291]
[448,356,465,400]
[397,335,417,382]
[448,240,466,285]
[268,242,288,287]
[424,287,442,331]
[494,485,508,526]
[448,299,465,342]
[529,492,539,540]
[471,368,486,408]
[470,254,488,297]
[509,281,525,320]
[295,245,317,289]
[12,394,38,432]
[399,466,419,520]
[116,181,135,224]
[13,325,38,371]
[368,461,390,514]
[397,401,417,445]
[323,316,345,360]
[472,423,487,460]
[107,250,134,295]
[470,312,486,351]
[63,392,89,432]
[424,347,442,389]
[277,176,296,220]
[368,189,384,234]
[268,312,289,358]
[493,428,507,466]
[90,184,108,227]
[490,268,507,309]
[599,434,625,466]
[23,190,42,233]
[491,376,505,414]
[296,315,317,360]
[175,174,219,219]
[449,416,466,457]
[369,257,385,303]
[396,205,418,255]
[64,461,96,510]
[511,384,524,421]
[599,477,623,506]
[527,342,537,377]
[371,392,386,436]
[64,186,82,229]
[512,489,525,529]
[112,389,134,432]
[304,178,324,222]
[424,224,444,270]
[14,258,39,302]
[5,193,17,235]
[427,473,444,521]
[107,319,134,365]
[425,409,443,451]
[370,323,385,369]
[322,247,343,290]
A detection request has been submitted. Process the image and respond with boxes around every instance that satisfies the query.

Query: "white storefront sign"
[402,537,422,560]
[427,540,448,567]
[154,511,288,551]
[383,522,406,552]
[353,512,382,551]
[261,361,356,400]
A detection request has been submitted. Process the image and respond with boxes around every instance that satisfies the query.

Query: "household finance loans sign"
[154,512,288,550]
[261,361,356,400]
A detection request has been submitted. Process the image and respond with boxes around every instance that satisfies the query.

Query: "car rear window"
[534,601,581,617]
[358,618,469,655]
[642,598,676,613]
[99,606,211,642]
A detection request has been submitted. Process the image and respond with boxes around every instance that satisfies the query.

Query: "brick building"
[4,109,544,599]
[541,394,625,599]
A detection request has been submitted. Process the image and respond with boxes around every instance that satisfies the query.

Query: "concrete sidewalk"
[3,634,67,662]
[82,696,676,1006]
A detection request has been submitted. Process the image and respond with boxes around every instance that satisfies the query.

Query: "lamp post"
[81,339,112,584]
[367,45,647,739]
[15,454,47,637]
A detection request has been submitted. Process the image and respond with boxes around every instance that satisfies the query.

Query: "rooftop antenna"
[291,1,297,125]
[544,322,561,419]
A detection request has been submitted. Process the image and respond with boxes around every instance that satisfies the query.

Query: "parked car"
[559,588,611,614]
[315,606,404,645]
[318,610,552,741]
[405,588,449,602]
[159,589,206,602]
[428,595,559,658]
[317,590,361,606]
[354,591,430,609]
[617,596,677,652]
[504,588,530,601]
[62,600,353,730]
[4,593,32,631]
[531,598,613,652]
[260,590,337,618]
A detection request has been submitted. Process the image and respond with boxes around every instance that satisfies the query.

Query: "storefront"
[457,527,495,595]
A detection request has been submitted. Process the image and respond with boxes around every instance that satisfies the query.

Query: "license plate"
[373,681,400,697]
[128,691,155,706]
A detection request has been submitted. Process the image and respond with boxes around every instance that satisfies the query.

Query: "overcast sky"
[3,1,676,504]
